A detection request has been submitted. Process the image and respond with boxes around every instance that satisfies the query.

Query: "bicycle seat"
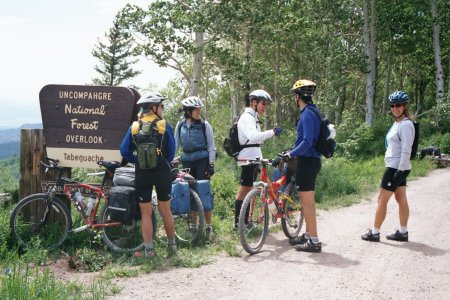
[98,160,121,171]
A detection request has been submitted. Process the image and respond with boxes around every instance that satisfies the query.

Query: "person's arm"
[290,111,316,157]
[204,121,217,163]
[119,127,136,163]
[174,121,181,151]
[398,121,414,170]
[238,113,274,145]
[165,121,176,162]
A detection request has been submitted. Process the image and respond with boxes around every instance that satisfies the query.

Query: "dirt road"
[109,168,450,300]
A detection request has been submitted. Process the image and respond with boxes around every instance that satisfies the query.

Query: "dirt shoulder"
[63,168,450,299]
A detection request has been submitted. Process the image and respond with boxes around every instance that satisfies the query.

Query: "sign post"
[39,85,137,168]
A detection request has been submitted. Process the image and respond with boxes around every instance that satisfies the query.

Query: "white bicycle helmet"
[181,96,204,108]
[136,92,167,105]
[249,89,272,102]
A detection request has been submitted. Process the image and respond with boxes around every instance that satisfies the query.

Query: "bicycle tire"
[173,188,205,244]
[10,194,72,250]
[281,182,304,239]
[99,205,144,253]
[239,188,269,255]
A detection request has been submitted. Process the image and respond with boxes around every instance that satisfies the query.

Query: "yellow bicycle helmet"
[291,79,316,96]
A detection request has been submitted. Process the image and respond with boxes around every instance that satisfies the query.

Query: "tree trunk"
[189,31,204,97]
[273,43,280,128]
[448,55,450,102]
[231,79,239,122]
[430,0,444,107]
[382,49,392,115]
[335,85,346,125]
[363,0,377,126]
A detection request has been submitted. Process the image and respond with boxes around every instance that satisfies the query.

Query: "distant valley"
[0,123,42,159]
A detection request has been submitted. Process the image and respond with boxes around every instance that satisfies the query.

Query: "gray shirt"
[384,118,415,171]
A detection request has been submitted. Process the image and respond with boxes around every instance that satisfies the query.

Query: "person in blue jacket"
[120,92,176,258]
[285,79,323,253]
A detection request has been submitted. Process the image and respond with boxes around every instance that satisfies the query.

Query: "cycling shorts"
[296,156,321,192]
[182,157,209,180]
[135,164,172,203]
[240,164,259,187]
[381,167,410,192]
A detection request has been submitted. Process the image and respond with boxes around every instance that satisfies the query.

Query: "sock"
[304,232,311,239]
[167,239,176,246]
[234,200,242,225]
[399,226,408,234]
[310,237,320,244]
[372,228,380,235]
[144,242,154,251]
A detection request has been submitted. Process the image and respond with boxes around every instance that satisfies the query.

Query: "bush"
[420,132,450,154]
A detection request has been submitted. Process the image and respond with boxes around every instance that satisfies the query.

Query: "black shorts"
[380,167,410,192]
[182,157,209,180]
[135,163,172,203]
[295,156,321,192]
[240,164,259,187]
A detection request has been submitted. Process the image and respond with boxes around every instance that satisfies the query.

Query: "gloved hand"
[281,151,291,160]
[392,170,405,184]
[271,156,282,167]
[208,163,215,177]
[273,127,283,136]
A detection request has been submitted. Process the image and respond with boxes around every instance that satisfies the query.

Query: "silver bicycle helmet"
[136,92,167,105]
[181,96,204,108]
[249,89,272,103]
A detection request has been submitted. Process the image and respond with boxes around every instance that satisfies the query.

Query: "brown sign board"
[39,85,139,168]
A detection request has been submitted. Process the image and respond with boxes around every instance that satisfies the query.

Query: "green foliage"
[72,248,109,272]
[0,205,11,260]
[0,156,19,194]
[420,132,450,154]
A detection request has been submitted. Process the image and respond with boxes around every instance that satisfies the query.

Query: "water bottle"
[268,198,278,215]
[86,195,95,216]
[73,191,86,210]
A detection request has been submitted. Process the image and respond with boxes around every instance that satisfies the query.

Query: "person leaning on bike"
[286,79,323,253]
[361,91,414,243]
[120,92,177,258]
[234,89,282,229]
[174,96,217,238]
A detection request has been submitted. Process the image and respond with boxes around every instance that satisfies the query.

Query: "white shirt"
[236,107,275,166]
[385,118,415,171]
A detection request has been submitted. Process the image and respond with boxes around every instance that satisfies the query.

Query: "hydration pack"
[133,119,163,170]
[306,107,336,158]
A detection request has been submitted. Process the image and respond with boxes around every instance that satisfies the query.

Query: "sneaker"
[167,244,178,258]
[289,233,308,245]
[361,229,380,242]
[133,248,155,258]
[295,239,322,253]
[386,230,408,242]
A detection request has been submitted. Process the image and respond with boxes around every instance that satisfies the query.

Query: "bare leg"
[139,202,153,243]
[394,186,409,227]
[299,191,317,237]
[158,200,175,239]
[374,188,394,229]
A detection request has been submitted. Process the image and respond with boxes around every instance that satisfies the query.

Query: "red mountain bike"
[239,156,304,254]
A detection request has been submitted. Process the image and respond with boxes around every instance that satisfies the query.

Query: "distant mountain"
[0,123,42,159]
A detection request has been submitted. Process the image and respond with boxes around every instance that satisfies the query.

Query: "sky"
[0,0,176,129]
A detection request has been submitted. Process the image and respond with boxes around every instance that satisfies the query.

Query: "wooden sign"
[39,85,137,168]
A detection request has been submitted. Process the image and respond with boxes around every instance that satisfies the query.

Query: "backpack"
[223,113,259,158]
[306,107,336,158]
[133,119,163,170]
[398,120,419,160]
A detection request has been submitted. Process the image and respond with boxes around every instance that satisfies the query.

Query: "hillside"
[0,123,42,159]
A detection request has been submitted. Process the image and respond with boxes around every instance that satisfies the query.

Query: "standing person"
[120,92,177,257]
[234,89,282,229]
[286,79,322,253]
[174,96,216,238]
[361,91,414,242]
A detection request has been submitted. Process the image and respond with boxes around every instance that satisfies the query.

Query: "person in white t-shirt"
[233,89,282,229]
[362,91,415,242]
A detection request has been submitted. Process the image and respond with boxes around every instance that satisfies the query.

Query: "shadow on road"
[382,241,447,257]
[242,235,360,268]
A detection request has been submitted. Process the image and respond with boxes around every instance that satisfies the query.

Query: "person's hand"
[281,151,291,160]
[393,170,405,184]
[271,156,282,167]
[273,127,283,136]
[208,163,215,177]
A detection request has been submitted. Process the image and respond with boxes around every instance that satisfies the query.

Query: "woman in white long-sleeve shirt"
[233,90,282,229]
[362,91,415,242]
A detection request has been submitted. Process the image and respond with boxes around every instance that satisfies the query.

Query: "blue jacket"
[178,120,209,162]
[290,104,321,158]
[120,121,176,164]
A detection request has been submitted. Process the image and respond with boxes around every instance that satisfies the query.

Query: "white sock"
[304,232,311,239]
[372,228,380,235]
[310,237,320,244]
[399,226,408,234]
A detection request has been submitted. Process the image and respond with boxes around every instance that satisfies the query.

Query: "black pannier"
[108,186,138,223]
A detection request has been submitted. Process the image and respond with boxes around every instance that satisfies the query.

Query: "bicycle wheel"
[10,194,72,250]
[281,182,304,239]
[99,205,144,253]
[239,188,269,255]
[173,189,204,244]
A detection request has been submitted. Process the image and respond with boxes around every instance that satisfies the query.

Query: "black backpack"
[306,107,336,158]
[223,113,259,159]
[398,120,419,160]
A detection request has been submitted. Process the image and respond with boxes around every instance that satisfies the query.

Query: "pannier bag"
[112,167,135,187]
[170,181,191,215]
[192,180,214,212]
[108,186,138,223]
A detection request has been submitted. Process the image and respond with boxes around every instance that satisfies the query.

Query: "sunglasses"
[390,103,403,108]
